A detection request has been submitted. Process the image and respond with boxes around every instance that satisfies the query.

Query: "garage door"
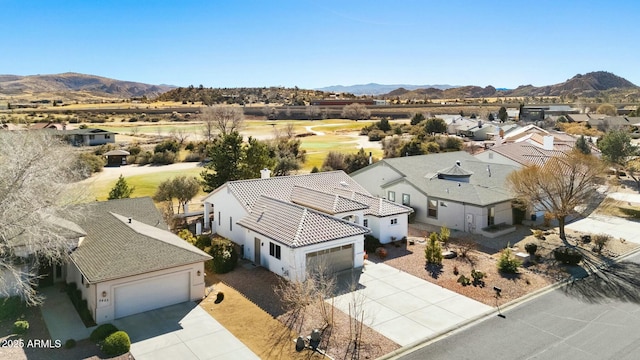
[114,271,190,319]
[306,244,353,274]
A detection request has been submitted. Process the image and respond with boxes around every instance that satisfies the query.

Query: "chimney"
[260,168,271,179]
[369,152,372,165]
[543,135,554,150]
[478,120,482,128]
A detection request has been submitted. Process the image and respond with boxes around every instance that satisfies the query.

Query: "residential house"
[30,122,66,130]
[202,171,411,281]
[62,128,115,146]
[351,152,518,236]
[26,197,211,323]
[460,121,501,141]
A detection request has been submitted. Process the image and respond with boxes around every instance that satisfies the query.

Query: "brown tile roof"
[237,196,369,247]
[69,197,211,283]
[290,186,368,214]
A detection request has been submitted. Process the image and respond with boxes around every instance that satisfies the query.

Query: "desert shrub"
[543,212,554,227]
[364,234,382,254]
[151,150,177,165]
[90,323,119,342]
[376,247,388,259]
[195,235,212,250]
[425,232,443,265]
[13,320,29,334]
[177,229,197,245]
[135,151,153,165]
[368,129,385,141]
[154,140,180,154]
[592,233,611,253]
[525,243,538,257]
[184,152,203,162]
[453,265,459,275]
[127,144,142,156]
[532,229,544,239]
[497,247,521,273]
[65,339,76,349]
[471,269,485,286]
[0,297,26,321]
[553,247,583,265]
[77,153,106,175]
[457,274,471,286]
[102,331,131,356]
[457,237,477,258]
[208,238,238,274]
[440,225,450,246]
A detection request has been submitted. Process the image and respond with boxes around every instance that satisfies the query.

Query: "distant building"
[519,105,579,122]
[310,99,375,106]
[60,128,116,146]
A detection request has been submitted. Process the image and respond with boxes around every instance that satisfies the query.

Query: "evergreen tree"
[498,106,508,122]
[201,132,243,192]
[108,175,134,200]
[575,135,591,154]
[410,113,425,126]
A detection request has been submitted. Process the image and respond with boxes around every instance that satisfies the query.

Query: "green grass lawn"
[89,167,206,201]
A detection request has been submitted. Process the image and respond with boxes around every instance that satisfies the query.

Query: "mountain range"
[316,83,457,95]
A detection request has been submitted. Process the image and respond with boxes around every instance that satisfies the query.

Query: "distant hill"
[316,83,456,96]
[380,71,638,100]
[0,72,174,101]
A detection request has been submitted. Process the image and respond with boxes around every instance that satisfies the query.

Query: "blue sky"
[2,0,639,89]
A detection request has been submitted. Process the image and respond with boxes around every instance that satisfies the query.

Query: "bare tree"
[0,131,87,304]
[341,103,371,120]
[507,151,606,240]
[284,123,296,139]
[170,128,190,146]
[200,105,245,139]
[306,105,320,120]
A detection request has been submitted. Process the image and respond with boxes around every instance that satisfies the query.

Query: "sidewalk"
[40,286,95,342]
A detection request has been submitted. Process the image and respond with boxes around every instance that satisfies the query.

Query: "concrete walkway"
[330,261,492,346]
[40,286,96,342]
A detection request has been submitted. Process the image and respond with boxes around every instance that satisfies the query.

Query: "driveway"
[113,302,259,360]
[331,261,492,346]
[567,213,640,245]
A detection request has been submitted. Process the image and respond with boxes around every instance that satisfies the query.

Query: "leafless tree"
[200,105,245,139]
[341,103,371,120]
[306,105,321,120]
[170,128,190,146]
[0,131,88,305]
[284,123,296,139]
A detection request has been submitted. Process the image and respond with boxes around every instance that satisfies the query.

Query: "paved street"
[396,252,640,360]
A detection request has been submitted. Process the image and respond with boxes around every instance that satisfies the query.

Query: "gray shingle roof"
[437,164,474,177]
[237,196,369,248]
[362,152,518,206]
[205,171,370,211]
[69,197,211,283]
[332,188,413,217]
[290,186,369,214]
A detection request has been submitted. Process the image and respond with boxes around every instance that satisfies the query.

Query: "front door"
[254,238,261,266]
[38,260,54,287]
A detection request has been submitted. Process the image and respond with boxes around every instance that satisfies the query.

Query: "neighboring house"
[202,171,411,280]
[104,149,130,166]
[460,121,500,141]
[61,128,116,146]
[0,123,20,131]
[351,152,519,235]
[39,197,210,324]
[30,122,65,130]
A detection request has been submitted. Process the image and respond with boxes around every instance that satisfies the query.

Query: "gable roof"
[290,186,368,214]
[62,128,115,136]
[204,171,370,211]
[358,152,518,206]
[237,196,369,247]
[69,197,211,283]
[332,188,413,217]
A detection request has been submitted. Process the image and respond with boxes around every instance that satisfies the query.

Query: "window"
[402,193,410,206]
[428,199,438,218]
[388,191,396,202]
[488,206,495,226]
[218,211,221,226]
[270,242,281,260]
[363,219,369,227]
[390,218,398,225]
[229,217,233,231]
[89,135,95,140]
[105,134,111,139]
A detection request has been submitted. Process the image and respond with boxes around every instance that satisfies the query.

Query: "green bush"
[0,297,26,321]
[195,235,212,250]
[424,232,443,265]
[497,247,521,273]
[102,331,131,356]
[471,269,485,285]
[90,323,119,342]
[208,238,238,274]
[364,234,382,254]
[457,274,471,286]
[553,247,583,265]
[524,243,538,257]
[154,140,180,153]
[178,229,197,245]
[77,153,106,175]
[13,320,29,334]
[127,144,142,156]
[151,150,177,165]
[65,339,76,349]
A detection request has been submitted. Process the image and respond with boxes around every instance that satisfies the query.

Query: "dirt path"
[80,162,203,184]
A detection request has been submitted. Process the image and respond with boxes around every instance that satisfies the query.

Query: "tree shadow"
[425,264,443,279]
[563,261,640,304]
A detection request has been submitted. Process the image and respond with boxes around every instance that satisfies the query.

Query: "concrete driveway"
[331,261,492,346]
[567,213,640,245]
[113,302,258,360]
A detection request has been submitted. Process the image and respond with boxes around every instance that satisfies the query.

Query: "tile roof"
[290,186,368,214]
[332,188,413,217]
[362,152,518,206]
[69,197,211,283]
[237,196,369,248]
[205,171,370,211]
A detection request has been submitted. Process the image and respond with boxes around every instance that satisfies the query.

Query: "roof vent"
[339,181,348,187]
[128,217,132,224]
[456,160,461,166]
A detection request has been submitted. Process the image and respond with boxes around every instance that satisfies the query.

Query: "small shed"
[104,149,130,167]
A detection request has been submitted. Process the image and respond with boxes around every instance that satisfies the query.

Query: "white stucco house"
[58,197,210,323]
[351,152,519,236]
[202,171,411,281]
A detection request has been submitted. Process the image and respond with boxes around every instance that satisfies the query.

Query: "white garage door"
[306,244,353,274]
[114,271,190,319]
